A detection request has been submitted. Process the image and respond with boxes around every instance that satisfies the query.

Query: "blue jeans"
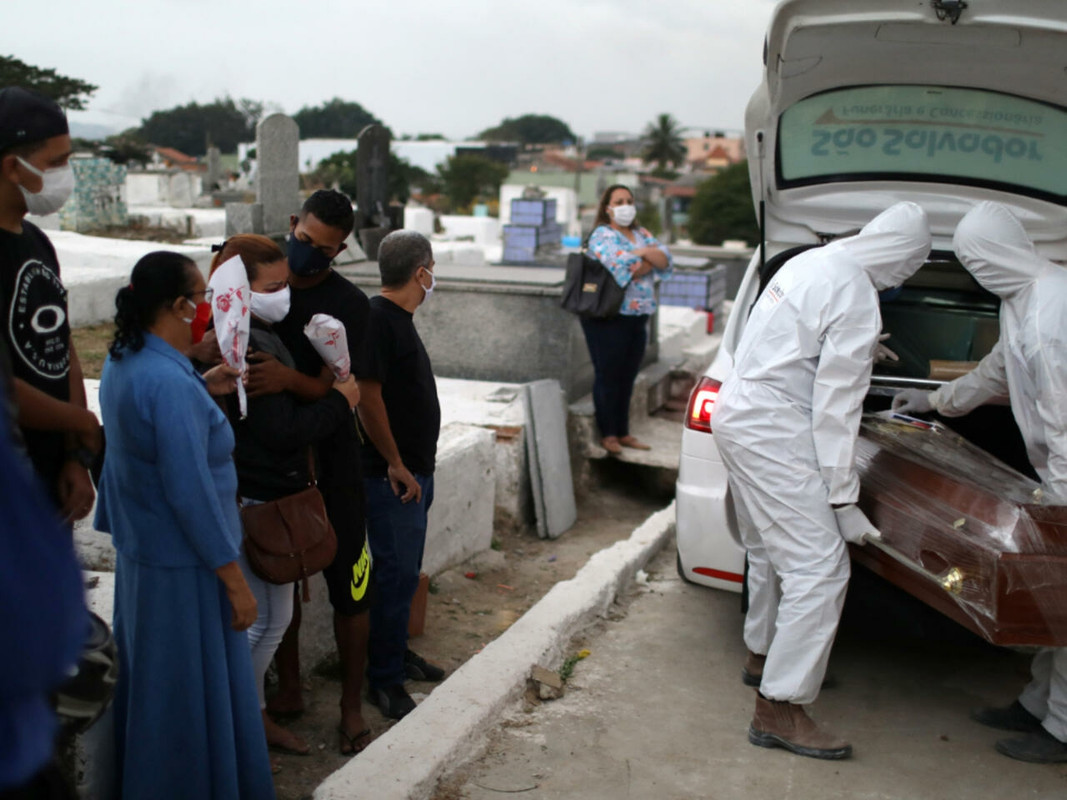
[580,314,649,438]
[364,472,434,689]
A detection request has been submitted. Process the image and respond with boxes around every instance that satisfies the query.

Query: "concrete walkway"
[313,506,676,799]
[444,543,1067,799]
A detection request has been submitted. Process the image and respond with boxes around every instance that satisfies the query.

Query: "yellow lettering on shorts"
[350,544,371,602]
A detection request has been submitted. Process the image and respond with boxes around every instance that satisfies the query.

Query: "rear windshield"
[777,85,1067,204]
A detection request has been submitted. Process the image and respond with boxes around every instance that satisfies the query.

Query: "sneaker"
[970,700,1044,734]
[995,728,1067,764]
[405,649,445,682]
[370,684,416,720]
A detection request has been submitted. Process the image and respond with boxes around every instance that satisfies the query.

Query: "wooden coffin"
[850,414,1067,647]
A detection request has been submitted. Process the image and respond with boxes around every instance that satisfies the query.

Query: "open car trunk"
[740,1,1067,645]
[853,256,1067,646]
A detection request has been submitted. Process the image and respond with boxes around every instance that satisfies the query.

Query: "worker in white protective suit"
[713,201,931,760]
[893,201,1067,764]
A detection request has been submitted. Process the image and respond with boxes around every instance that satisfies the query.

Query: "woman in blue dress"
[584,184,673,454]
[94,251,275,799]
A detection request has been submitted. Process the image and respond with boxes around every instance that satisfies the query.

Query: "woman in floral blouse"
[583,184,673,454]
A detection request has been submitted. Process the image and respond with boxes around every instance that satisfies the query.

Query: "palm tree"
[642,113,687,172]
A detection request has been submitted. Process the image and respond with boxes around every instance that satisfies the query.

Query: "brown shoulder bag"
[240,449,336,601]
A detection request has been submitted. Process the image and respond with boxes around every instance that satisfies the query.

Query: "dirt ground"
[270,460,673,800]
[71,323,114,379]
[84,224,193,245]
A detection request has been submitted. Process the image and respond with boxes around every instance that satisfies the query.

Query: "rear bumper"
[675,431,746,593]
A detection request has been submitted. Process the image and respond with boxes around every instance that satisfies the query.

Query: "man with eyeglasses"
[0,86,101,524]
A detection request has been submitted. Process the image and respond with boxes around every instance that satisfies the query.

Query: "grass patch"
[71,323,116,380]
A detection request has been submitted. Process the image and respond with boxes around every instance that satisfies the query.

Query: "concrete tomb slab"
[224,201,263,237]
[522,379,576,540]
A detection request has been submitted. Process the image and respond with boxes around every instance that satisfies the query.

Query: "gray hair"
[378,230,433,288]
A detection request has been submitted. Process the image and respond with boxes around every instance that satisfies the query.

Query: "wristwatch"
[65,447,96,469]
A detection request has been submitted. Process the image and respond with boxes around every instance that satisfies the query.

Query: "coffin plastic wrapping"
[852,412,1067,647]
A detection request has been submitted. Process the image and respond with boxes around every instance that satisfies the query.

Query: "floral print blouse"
[587,225,674,316]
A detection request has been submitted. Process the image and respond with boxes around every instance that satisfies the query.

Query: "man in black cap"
[0,86,100,522]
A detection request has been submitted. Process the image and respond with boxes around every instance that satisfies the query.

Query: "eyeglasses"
[186,288,215,304]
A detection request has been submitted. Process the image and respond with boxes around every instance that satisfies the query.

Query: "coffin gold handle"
[865,540,966,596]
[940,567,965,595]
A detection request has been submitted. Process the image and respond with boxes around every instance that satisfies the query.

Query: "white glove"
[833,504,882,545]
[891,388,933,414]
[874,333,898,363]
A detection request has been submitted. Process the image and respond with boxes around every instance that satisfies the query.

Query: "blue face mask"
[287,235,333,277]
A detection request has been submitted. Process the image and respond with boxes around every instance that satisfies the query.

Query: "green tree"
[642,113,686,172]
[236,98,266,132]
[310,150,435,204]
[688,162,760,246]
[0,55,97,110]
[293,98,389,139]
[636,204,662,237]
[99,129,151,165]
[478,114,575,144]
[437,154,509,210]
[139,97,253,156]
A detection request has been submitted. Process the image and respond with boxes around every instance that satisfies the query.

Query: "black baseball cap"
[0,87,69,153]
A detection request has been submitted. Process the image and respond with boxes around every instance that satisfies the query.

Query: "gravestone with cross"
[354,124,392,258]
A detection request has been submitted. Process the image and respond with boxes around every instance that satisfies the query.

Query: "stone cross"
[256,113,300,235]
[354,124,391,232]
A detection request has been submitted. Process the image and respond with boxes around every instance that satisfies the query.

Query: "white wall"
[126,171,203,208]
[437,215,500,245]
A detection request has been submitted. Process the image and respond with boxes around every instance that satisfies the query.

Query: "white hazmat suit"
[714,202,931,704]
[894,201,1067,744]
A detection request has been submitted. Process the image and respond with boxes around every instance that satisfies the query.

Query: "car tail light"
[685,376,721,433]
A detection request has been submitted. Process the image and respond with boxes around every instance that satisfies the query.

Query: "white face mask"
[419,268,436,304]
[610,203,637,227]
[16,157,75,216]
[249,286,291,323]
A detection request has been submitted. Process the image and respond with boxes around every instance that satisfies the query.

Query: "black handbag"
[561,250,625,319]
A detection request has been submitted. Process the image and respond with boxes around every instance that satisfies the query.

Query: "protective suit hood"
[953,202,1052,299]
[825,201,931,291]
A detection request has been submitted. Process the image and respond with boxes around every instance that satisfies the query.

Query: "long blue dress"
[94,334,274,799]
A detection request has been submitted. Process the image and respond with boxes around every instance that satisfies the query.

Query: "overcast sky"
[11,0,779,141]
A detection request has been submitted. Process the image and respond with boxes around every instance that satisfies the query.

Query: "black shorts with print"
[320,482,373,616]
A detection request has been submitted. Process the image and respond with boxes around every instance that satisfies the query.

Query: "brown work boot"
[742,651,765,687]
[749,693,852,760]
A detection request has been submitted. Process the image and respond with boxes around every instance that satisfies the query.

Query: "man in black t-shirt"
[357,230,443,720]
[0,87,101,522]
[244,190,374,755]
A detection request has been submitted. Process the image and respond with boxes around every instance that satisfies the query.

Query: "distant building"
[684,135,746,172]
[150,146,204,173]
